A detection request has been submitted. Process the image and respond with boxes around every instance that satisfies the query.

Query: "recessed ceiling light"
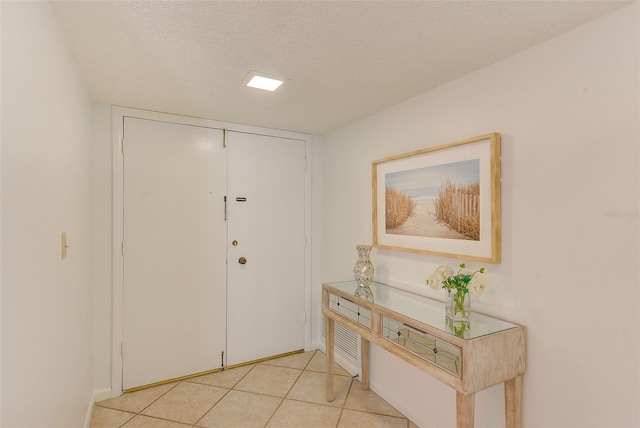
[244,71,285,92]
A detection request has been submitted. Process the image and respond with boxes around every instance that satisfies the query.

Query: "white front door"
[226,131,306,366]
[122,117,227,390]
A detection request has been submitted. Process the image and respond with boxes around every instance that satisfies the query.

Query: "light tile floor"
[91,350,419,428]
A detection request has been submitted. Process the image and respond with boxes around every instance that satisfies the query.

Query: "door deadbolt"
[238,257,247,265]
[232,240,238,246]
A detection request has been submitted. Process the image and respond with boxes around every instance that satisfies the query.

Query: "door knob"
[238,257,247,265]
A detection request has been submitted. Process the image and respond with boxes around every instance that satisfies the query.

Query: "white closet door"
[122,117,226,390]
[226,131,306,366]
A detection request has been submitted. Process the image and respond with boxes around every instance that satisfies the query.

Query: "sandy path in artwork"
[388,197,465,239]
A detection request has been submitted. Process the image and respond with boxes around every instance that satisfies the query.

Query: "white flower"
[426,273,442,290]
[468,274,487,295]
[435,264,454,279]
[426,265,454,291]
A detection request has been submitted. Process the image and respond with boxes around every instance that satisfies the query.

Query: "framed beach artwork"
[372,133,501,263]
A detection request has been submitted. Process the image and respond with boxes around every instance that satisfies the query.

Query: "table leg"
[361,336,370,390]
[505,376,522,428]
[325,316,335,402]
[456,392,475,428]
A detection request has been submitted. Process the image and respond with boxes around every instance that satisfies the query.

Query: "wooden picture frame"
[372,133,501,263]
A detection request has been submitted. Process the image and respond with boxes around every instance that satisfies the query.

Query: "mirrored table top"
[324,281,518,340]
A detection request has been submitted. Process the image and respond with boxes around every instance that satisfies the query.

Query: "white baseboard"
[83,388,114,428]
[313,340,424,427]
[368,378,425,428]
[93,387,115,402]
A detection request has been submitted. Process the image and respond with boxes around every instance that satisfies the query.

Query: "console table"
[322,281,525,428]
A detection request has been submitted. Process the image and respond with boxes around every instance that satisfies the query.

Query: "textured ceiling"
[51,1,630,135]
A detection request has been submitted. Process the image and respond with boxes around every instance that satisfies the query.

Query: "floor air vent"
[322,315,358,361]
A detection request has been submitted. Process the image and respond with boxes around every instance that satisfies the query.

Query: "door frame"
[110,106,313,395]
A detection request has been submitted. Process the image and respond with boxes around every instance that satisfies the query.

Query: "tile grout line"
[192,362,261,427]
[189,383,233,427]
[111,364,255,427]
[92,350,414,428]
[96,380,184,427]
[261,349,318,427]
[136,380,182,416]
[335,376,356,428]
[128,379,214,427]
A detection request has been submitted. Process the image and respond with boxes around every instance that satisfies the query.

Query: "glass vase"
[353,245,374,302]
[446,316,470,339]
[445,289,470,321]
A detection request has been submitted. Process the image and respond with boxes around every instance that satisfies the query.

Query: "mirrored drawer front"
[382,316,461,377]
[328,293,371,329]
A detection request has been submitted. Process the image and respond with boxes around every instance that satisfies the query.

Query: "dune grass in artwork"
[385,188,415,230]
[435,182,480,240]
[373,133,500,261]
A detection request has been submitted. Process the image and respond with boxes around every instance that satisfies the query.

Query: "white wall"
[91,104,113,398]
[315,4,639,427]
[1,2,94,426]
[2,2,635,426]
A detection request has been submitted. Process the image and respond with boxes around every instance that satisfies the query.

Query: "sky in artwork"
[385,159,479,197]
